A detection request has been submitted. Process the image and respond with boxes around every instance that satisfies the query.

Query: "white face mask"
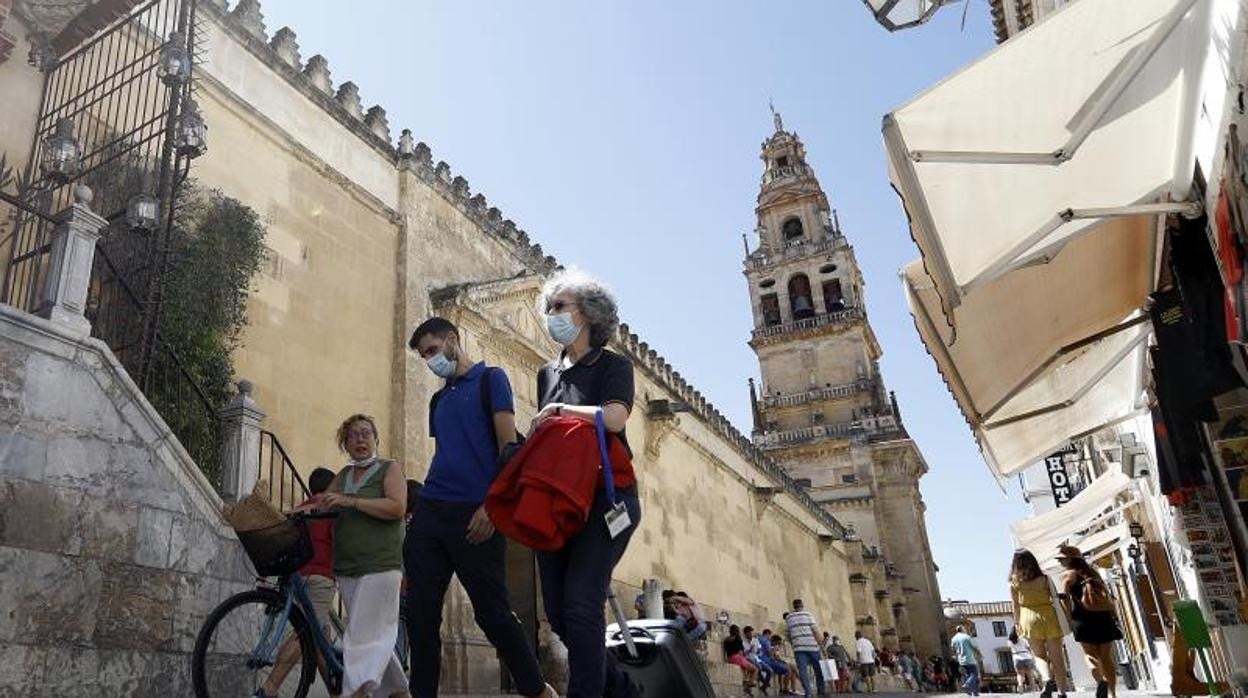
[424,336,459,378]
[546,312,580,346]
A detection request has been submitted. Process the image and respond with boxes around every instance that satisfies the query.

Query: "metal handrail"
[751,307,863,340]
[260,429,310,511]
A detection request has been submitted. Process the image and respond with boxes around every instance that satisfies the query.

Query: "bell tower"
[742,110,946,658]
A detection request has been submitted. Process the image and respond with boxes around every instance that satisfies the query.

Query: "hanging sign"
[1046,444,1079,507]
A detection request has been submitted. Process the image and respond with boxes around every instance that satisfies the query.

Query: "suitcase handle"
[610,625,657,642]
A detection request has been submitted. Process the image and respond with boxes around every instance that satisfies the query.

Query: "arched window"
[788,273,814,319]
[782,217,804,242]
[760,293,781,327]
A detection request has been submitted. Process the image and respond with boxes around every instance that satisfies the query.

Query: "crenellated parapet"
[205,0,563,276]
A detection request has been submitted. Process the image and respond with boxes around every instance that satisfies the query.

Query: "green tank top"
[332,459,404,577]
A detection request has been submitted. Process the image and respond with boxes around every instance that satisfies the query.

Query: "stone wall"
[0,304,254,696]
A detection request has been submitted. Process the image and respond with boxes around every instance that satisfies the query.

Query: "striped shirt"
[785,610,820,652]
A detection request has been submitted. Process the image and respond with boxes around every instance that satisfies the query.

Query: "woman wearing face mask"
[319,414,410,698]
[532,268,641,698]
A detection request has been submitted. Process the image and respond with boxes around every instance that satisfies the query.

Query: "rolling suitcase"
[605,595,716,698]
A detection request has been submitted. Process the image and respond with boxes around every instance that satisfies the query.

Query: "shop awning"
[885,0,1208,320]
[1037,523,1133,573]
[1011,470,1136,557]
[904,243,1153,475]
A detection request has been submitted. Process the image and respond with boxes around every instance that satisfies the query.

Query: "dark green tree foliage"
[145,184,267,484]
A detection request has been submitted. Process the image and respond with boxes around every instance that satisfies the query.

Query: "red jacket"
[485,416,635,551]
[298,495,334,579]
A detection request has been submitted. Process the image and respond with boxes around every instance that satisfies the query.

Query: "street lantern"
[40,118,82,183]
[862,0,956,32]
[126,175,159,232]
[174,98,208,158]
[1129,522,1145,540]
[158,31,192,86]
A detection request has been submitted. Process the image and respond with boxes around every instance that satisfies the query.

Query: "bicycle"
[191,510,350,698]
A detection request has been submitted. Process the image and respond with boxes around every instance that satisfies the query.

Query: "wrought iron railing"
[85,243,221,482]
[3,0,192,315]
[259,430,310,512]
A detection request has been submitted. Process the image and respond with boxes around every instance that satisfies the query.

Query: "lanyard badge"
[595,410,632,539]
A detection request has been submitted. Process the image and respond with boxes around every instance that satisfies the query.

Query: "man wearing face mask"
[404,317,556,698]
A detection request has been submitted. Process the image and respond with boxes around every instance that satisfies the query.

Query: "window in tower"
[819,263,838,274]
[759,278,776,289]
[777,156,790,168]
[782,217,805,242]
[760,293,782,327]
[823,279,845,313]
[788,274,815,320]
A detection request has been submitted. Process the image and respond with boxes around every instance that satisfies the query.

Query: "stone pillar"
[219,379,265,502]
[36,185,107,334]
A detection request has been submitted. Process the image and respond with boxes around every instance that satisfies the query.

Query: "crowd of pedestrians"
[248,266,1125,698]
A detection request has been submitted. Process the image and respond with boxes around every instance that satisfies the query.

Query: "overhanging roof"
[885,0,1209,320]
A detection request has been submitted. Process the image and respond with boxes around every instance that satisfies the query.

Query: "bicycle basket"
[236,517,313,577]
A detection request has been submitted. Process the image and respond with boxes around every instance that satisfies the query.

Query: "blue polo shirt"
[422,362,514,503]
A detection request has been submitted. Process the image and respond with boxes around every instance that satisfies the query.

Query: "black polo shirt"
[537,346,634,455]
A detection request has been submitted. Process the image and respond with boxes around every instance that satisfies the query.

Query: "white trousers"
[339,571,407,697]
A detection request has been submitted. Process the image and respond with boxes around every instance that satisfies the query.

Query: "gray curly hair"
[539,268,619,348]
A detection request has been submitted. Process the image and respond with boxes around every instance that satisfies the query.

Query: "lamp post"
[126,175,159,232]
[158,30,192,86]
[862,0,957,32]
[40,118,83,184]
[174,98,208,158]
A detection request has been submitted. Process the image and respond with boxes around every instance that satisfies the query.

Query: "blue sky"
[256,0,1030,602]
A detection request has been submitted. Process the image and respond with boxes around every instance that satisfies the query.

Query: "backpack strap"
[428,387,447,438]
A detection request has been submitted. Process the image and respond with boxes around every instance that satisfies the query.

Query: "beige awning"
[904,235,1152,475]
[885,0,1208,320]
[1011,471,1136,564]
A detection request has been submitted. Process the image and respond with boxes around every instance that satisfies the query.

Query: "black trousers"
[404,498,545,697]
[537,487,641,698]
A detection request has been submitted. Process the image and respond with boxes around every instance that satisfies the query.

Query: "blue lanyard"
[594,410,618,506]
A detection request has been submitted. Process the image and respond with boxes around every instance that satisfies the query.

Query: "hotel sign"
[1045,444,1079,507]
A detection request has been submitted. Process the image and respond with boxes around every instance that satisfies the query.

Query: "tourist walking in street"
[320,414,410,698]
[404,317,556,698]
[854,631,877,694]
[827,636,852,694]
[531,269,641,698]
[1009,628,1040,692]
[1058,545,1123,698]
[950,625,982,696]
[724,624,760,695]
[785,599,828,698]
[1009,549,1071,698]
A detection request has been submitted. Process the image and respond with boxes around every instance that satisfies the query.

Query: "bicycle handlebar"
[290,510,339,521]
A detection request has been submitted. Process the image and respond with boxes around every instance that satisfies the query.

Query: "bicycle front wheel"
[191,588,317,698]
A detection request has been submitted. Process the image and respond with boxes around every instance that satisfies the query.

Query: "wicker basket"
[223,480,285,533]
[236,517,313,578]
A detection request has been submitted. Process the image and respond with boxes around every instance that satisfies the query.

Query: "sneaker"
[1040,679,1056,698]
